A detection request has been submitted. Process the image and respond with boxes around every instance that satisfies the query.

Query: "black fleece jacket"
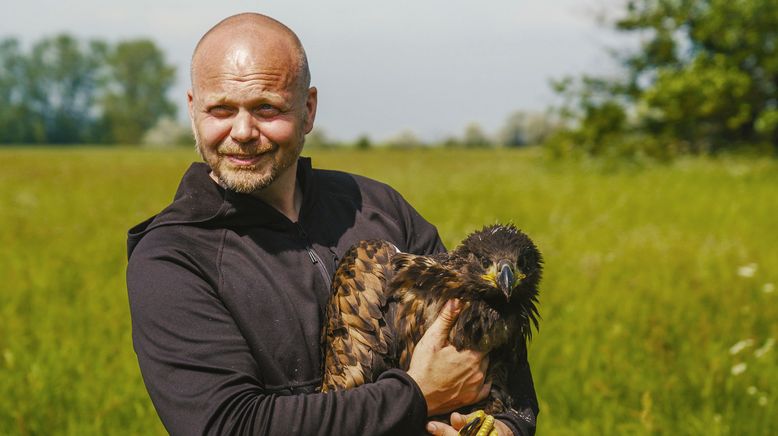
[126,158,537,435]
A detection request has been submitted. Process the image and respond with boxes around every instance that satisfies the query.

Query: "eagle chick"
[321,224,542,416]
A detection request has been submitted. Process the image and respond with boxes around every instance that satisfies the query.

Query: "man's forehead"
[193,34,300,85]
[195,72,297,102]
[193,56,297,99]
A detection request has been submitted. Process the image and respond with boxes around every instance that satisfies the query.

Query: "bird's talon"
[459,410,495,436]
[458,416,482,436]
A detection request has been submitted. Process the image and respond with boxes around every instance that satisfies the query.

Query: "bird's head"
[454,224,542,305]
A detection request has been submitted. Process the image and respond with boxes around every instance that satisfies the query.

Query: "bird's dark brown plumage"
[320,224,542,415]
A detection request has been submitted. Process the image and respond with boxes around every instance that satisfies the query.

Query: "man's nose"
[231,110,259,143]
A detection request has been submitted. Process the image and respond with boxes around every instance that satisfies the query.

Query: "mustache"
[191,127,275,157]
[217,141,275,155]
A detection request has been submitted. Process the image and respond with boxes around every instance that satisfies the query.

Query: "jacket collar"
[127,157,316,258]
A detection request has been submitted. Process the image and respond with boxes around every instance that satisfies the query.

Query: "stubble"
[193,125,304,194]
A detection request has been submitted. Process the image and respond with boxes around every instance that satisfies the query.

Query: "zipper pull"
[308,249,318,264]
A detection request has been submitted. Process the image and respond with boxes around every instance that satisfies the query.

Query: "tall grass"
[1,147,776,435]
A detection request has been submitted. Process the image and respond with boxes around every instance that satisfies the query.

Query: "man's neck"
[250,162,303,222]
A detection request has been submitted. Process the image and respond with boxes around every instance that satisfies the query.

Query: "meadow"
[1,146,776,435]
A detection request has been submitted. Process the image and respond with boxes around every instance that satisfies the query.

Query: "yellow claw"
[459,410,495,436]
[475,414,494,436]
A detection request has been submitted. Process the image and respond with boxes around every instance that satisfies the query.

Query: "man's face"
[188,40,317,194]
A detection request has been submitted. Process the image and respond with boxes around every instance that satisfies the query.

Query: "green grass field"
[1,147,776,435]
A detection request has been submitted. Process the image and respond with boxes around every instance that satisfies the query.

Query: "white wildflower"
[2,350,13,368]
[747,386,758,396]
[754,338,775,358]
[14,191,38,208]
[730,362,747,375]
[729,339,754,355]
[763,283,775,294]
[737,263,757,278]
[758,396,767,406]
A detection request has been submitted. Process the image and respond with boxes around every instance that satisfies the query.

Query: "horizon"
[4,0,629,142]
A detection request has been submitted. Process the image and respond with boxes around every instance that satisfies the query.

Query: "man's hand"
[407,299,491,416]
[425,412,514,436]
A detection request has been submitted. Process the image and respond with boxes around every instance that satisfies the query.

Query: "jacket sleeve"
[388,190,446,256]
[127,230,428,436]
[492,343,538,436]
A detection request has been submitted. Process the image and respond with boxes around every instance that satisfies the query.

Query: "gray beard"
[192,123,305,194]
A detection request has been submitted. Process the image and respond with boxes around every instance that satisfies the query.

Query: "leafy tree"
[0,38,44,143]
[354,134,372,150]
[442,136,462,148]
[22,35,106,143]
[0,35,177,145]
[499,110,563,147]
[100,40,176,144]
[387,130,424,148]
[499,111,528,147]
[304,128,333,148]
[554,0,778,155]
[462,122,492,148]
[142,117,192,147]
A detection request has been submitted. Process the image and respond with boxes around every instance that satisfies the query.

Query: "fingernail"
[426,422,437,433]
[450,298,461,311]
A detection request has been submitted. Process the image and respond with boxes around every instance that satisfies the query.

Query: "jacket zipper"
[296,223,332,289]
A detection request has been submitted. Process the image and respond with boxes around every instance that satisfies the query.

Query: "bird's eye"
[481,258,491,269]
[517,253,529,271]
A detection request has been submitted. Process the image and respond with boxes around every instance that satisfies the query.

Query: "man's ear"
[187,89,195,121]
[303,87,318,134]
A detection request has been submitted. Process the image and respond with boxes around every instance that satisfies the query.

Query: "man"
[127,13,537,435]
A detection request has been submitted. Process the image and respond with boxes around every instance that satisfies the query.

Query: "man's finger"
[424,299,462,344]
[449,412,468,430]
[426,421,459,435]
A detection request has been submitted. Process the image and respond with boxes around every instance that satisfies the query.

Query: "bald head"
[191,13,310,94]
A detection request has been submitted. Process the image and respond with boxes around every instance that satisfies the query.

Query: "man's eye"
[256,104,280,117]
[209,106,234,118]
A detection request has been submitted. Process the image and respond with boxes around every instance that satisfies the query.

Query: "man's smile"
[224,153,265,166]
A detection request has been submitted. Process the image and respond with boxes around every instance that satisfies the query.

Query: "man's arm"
[385,187,447,257]
[128,233,489,436]
[493,347,538,436]
[128,239,426,435]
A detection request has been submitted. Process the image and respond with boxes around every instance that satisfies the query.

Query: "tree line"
[304,111,561,150]
[314,0,777,157]
[548,0,778,158]
[0,34,176,144]
[4,0,776,157]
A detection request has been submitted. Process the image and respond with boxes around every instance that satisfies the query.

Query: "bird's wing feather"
[321,240,398,391]
[389,252,463,369]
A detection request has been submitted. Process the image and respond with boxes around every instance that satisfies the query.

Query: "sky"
[4,0,629,142]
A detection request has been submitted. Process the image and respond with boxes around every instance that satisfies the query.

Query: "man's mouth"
[224,154,263,166]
